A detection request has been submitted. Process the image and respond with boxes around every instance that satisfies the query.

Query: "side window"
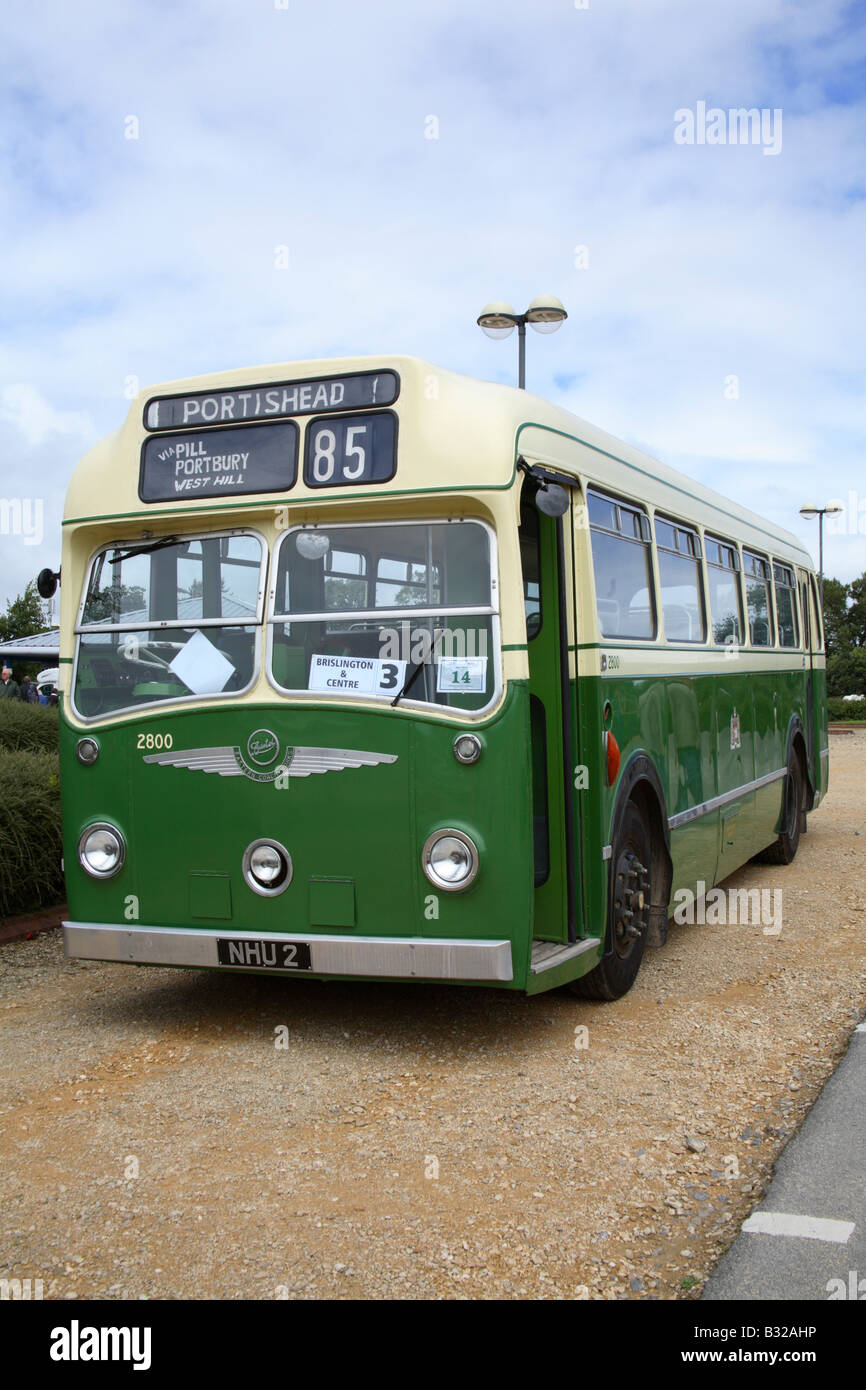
[773,562,798,648]
[809,572,824,652]
[588,490,655,639]
[743,551,773,646]
[798,575,811,652]
[655,517,706,642]
[519,492,542,640]
[706,536,743,647]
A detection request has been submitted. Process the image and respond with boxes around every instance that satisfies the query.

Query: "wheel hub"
[613,851,650,950]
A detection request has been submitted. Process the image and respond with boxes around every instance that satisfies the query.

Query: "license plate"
[216,937,312,971]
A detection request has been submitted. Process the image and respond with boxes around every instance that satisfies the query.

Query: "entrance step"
[530,937,601,974]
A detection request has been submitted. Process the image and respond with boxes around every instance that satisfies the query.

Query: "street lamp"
[477,295,567,389]
[799,503,842,608]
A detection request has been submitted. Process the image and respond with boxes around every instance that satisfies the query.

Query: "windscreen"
[73,533,264,718]
[270,521,498,713]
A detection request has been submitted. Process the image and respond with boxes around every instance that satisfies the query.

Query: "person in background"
[0,665,21,700]
[19,676,39,704]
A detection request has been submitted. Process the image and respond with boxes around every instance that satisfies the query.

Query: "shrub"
[0,749,64,919]
[827,697,866,723]
[0,700,59,753]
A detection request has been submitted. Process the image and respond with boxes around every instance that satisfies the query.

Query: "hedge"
[0,749,64,919]
[0,700,59,753]
[827,697,866,723]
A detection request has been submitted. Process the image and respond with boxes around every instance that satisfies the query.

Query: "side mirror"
[534,484,570,518]
[36,568,60,600]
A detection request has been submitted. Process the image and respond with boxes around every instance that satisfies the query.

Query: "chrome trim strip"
[268,605,496,624]
[63,922,514,982]
[530,938,601,974]
[668,766,787,831]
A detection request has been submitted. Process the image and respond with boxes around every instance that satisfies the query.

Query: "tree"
[822,577,851,657]
[846,574,866,649]
[822,571,866,660]
[827,648,866,698]
[0,581,50,644]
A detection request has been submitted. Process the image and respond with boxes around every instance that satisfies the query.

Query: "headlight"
[78,823,125,878]
[453,734,482,765]
[76,737,99,766]
[421,829,479,892]
[243,839,292,896]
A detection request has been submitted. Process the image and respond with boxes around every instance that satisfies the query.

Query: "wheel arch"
[785,714,813,811]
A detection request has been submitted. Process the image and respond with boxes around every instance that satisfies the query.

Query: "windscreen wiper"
[391,626,445,708]
[109,535,181,564]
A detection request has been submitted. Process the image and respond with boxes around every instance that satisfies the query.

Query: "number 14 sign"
[436,657,487,693]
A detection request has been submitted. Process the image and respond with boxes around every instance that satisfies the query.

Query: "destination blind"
[144,370,400,431]
[139,421,298,502]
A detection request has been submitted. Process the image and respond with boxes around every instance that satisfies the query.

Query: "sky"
[1,0,865,613]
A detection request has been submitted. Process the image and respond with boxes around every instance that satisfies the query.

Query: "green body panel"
[60,662,823,993]
[814,667,829,800]
[60,685,536,990]
[593,657,820,906]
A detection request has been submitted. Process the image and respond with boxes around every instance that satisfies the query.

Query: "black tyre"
[752,749,806,866]
[569,801,652,1001]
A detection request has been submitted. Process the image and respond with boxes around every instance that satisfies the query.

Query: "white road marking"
[741,1212,855,1244]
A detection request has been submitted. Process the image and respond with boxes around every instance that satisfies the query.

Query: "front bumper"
[63,921,514,982]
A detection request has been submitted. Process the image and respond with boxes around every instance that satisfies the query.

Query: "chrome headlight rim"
[77,822,126,879]
[453,733,482,765]
[76,736,100,766]
[421,827,480,893]
[242,837,293,897]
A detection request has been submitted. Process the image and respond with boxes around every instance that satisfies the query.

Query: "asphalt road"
[703,1024,866,1301]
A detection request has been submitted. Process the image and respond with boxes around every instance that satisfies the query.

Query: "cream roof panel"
[62,354,812,567]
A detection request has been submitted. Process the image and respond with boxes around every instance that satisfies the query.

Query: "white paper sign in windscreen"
[169,630,236,695]
[436,656,487,694]
[308,654,406,695]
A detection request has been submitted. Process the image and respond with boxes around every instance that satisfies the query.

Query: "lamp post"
[799,503,842,609]
[477,295,567,389]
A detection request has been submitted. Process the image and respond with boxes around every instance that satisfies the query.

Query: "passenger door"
[519,482,580,943]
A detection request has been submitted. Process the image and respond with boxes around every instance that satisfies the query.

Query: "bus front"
[60,357,538,990]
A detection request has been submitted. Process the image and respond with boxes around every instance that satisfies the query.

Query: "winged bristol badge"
[142,733,397,784]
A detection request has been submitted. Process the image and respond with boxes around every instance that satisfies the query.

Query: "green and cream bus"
[56,356,828,998]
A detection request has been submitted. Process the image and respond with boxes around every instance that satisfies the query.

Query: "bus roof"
[64,353,813,568]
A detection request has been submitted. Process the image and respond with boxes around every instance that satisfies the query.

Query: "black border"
[302,409,398,490]
[142,368,401,432]
[138,418,299,503]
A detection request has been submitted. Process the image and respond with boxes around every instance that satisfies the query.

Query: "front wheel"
[568,801,652,1001]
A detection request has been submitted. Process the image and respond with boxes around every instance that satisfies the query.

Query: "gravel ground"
[1,732,864,1301]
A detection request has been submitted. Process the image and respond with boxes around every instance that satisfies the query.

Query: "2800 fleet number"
[136,733,173,750]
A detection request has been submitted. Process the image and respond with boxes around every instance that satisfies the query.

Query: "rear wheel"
[752,749,806,866]
[569,801,651,1001]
